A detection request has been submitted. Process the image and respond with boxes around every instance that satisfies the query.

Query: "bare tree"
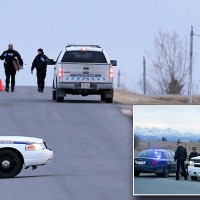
[140,31,189,94]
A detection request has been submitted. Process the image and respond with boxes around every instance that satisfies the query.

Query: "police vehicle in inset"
[134,149,177,177]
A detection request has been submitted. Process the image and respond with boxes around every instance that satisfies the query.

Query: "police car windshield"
[137,150,164,159]
[61,51,107,63]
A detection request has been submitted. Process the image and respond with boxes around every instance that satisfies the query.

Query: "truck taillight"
[58,67,63,77]
[109,67,114,79]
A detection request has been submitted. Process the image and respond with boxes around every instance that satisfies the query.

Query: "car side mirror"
[110,60,117,66]
[48,59,56,65]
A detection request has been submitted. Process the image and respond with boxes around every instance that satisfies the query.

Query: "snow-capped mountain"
[134,127,200,141]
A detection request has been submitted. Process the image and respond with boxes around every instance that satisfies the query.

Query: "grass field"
[114,89,200,117]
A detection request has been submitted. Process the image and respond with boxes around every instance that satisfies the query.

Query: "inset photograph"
[133,105,200,196]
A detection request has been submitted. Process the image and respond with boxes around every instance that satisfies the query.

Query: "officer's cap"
[192,147,197,150]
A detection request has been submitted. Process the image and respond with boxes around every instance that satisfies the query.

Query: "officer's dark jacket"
[0,50,23,68]
[31,54,49,71]
[174,146,187,161]
[189,152,198,160]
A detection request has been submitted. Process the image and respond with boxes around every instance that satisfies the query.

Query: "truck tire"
[104,91,113,103]
[191,176,198,181]
[52,81,56,100]
[0,150,23,178]
[56,96,64,102]
[105,97,113,103]
[52,90,56,100]
[101,94,105,102]
[56,87,64,102]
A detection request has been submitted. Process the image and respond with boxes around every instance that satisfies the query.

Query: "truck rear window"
[61,51,107,63]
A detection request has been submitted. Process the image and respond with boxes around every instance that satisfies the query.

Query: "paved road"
[134,173,200,195]
[0,86,133,200]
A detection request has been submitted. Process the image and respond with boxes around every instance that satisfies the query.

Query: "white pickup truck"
[51,45,117,103]
[188,156,200,181]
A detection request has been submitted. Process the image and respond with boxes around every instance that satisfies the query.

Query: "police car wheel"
[134,171,140,176]
[0,150,23,178]
[162,166,169,178]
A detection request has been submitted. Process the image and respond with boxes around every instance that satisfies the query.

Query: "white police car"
[0,136,53,178]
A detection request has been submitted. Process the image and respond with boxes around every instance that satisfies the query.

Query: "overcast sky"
[1,0,200,93]
[134,105,200,134]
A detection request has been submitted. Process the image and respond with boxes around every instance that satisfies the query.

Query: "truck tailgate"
[60,63,112,83]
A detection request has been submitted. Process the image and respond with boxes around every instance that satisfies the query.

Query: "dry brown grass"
[114,89,200,105]
[114,89,200,117]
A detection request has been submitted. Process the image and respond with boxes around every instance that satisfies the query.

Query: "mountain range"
[134,127,200,142]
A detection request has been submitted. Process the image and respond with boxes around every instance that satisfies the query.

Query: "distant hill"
[134,127,200,142]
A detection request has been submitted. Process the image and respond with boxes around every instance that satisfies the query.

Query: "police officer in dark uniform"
[189,147,198,160]
[0,44,23,92]
[174,141,187,180]
[31,48,49,92]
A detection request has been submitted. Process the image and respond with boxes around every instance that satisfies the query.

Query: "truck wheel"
[52,90,56,100]
[56,97,64,102]
[0,150,23,178]
[52,81,56,100]
[105,97,113,103]
[191,176,198,181]
[56,87,64,102]
[101,94,105,102]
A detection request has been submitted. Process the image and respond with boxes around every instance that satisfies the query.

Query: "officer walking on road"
[0,44,23,92]
[189,147,198,160]
[174,141,188,180]
[31,48,49,92]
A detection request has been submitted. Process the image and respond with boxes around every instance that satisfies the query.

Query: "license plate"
[136,161,146,165]
[81,83,90,89]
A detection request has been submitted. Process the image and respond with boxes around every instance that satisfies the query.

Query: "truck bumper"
[58,82,113,90]
[56,82,113,96]
[188,166,200,177]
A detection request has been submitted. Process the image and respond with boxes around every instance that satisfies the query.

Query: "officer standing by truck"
[174,141,188,180]
[31,48,49,92]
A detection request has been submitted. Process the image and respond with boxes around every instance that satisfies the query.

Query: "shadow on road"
[15,174,66,179]
[135,173,175,178]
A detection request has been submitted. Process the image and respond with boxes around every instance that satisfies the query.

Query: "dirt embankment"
[114,89,200,117]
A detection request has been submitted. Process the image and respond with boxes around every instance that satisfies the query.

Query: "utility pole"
[143,56,146,94]
[189,26,193,104]
[117,70,121,89]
